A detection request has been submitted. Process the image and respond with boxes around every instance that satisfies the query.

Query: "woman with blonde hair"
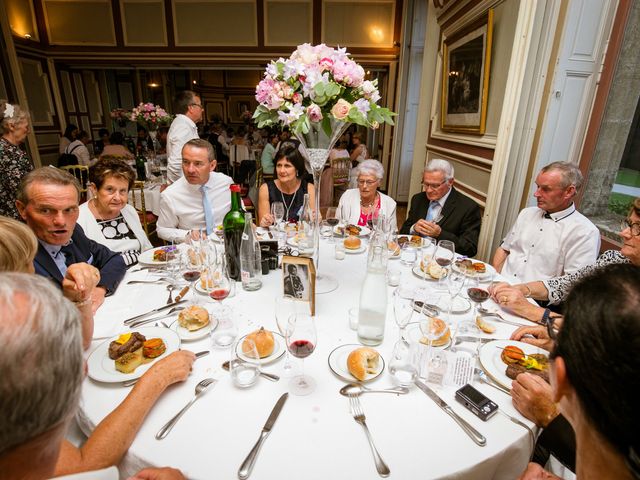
[0,100,33,220]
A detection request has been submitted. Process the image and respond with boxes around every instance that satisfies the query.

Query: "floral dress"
[0,137,33,220]
[543,250,630,304]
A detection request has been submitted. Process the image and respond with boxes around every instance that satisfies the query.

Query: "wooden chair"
[60,165,89,201]
[130,180,157,238]
[331,157,351,203]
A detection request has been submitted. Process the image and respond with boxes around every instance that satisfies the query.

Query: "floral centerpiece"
[129,102,173,131]
[110,108,130,127]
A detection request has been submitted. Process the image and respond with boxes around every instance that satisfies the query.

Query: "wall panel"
[264,0,312,46]
[43,0,116,45]
[121,0,168,46]
[323,1,395,47]
[19,58,54,126]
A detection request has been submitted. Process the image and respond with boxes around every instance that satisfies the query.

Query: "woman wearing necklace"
[258,146,315,226]
[337,159,397,230]
[77,157,152,266]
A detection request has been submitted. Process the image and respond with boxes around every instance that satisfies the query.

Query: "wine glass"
[393,287,414,342]
[181,247,202,292]
[286,313,317,395]
[208,262,232,304]
[445,270,467,347]
[324,207,339,243]
[271,201,284,227]
[389,340,418,387]
[275,295,299,375]
[434,240,455,289]
[418,310,448,382]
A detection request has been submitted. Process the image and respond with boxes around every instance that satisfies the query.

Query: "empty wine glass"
[271,201,284,227]
[446,270,467,347]
[393,287,414,341]
[275,295,299,375]
[286,313,317,396]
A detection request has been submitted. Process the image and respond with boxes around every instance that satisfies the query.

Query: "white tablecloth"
[128,183,162,216]
[80,240,537,480]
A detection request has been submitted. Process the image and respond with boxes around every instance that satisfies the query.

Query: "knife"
[123,299,187,325]
[415,379,486,446]
[238,393,288,479]
[174,286,190,302]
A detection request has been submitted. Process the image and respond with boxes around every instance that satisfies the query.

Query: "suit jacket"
[34,225,126,295]
[400,187,481,257]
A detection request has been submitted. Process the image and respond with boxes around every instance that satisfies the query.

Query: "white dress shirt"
[500,204,600,283]
[166,114,199,184]
[157,172,233,241]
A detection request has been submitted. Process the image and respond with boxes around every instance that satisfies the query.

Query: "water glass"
[389,340,418,387]
[348,307,358,330]
[335,241,346,260]
[400,244,417,266]
[210,305,237,348]
[387,267,401,286]
[230,337,261,388]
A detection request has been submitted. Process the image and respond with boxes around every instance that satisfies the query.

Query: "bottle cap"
[230,184,241,193]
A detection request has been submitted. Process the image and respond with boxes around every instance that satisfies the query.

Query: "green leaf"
[321,116,332,137]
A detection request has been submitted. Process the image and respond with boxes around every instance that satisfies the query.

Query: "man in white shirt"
[166,90,203,184]
[157,139,233,241]
[492,161,600,283]
[64,130,93,166]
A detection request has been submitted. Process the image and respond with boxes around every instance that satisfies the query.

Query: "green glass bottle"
[223,184,246,281]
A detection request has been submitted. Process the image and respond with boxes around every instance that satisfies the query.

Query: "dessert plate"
[328,344,385,383]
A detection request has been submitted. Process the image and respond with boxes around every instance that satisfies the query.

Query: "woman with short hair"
[337,159,396,229]
[77,157,151,266]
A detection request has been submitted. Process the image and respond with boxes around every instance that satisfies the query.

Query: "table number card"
[281,255,316,315]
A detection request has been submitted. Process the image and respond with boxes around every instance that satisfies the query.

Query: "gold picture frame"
[281,255,316,315]
[441,9,494,134]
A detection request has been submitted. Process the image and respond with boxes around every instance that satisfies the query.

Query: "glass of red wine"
[285,313,317,395]
[434,240,455,289]
[208,262,232,305]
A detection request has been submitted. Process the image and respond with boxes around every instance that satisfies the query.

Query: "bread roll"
[243,327,275,358]
[344,235,361,250]
[115,347,143,373]
[178,305,210,332]
[475,316,496,334]
[419,317,450,347]
[347,347,380,381]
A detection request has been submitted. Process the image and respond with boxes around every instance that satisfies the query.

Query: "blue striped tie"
[200,185,214,235]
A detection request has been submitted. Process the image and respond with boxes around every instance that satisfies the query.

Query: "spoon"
[339,383,409,397]
[166,284,176,304]
[221,361,280,382]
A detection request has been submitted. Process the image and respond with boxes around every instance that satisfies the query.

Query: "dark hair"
[275,146,305,177]
[137,125,147,134]
[77,130,89,141]
[89,157,136,191]
[109,131,125,145]
[98,128,109,138]
[63,124,78,140]
[551,264,640,470]
[174,90,198,115]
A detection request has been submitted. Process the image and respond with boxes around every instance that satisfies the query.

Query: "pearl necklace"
[360,193,378,209]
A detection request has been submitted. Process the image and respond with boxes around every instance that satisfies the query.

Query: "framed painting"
[441,9,494,134]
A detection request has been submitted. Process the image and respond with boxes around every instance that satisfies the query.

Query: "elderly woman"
[258,146,316,226]
[337,159,397,229]
[77,157,151,266]
[0,101,33,220]
[491,197,640,324]
[0,215,98,350]
[517,263,640,480]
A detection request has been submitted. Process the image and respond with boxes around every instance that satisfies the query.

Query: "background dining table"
[79,236,539,480]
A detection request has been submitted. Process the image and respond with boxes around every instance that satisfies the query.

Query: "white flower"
[277,103,305,125]
[283,59,305,81]
[354,98,371,115]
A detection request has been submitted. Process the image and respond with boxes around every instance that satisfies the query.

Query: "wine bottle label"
[241,270,250,282]
[242,233,249,241]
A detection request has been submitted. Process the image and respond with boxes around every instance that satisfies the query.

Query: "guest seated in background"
[336,159,396,230]
[0,100,33,220]
[490,197,640,324]
[349,131,368,167]
[63,130,94,167]
[77,158,152,266]
[0,273,190,480]
[59,124,78,154]
[99,131,134,162]
[492,161,600,284]
[258,146,315,227]
[157,125,169,155]
[16,167,126,312]
[518,264,640,480]
[157,139,232,241]
[0,215,98,349]
[400,159,481,257]
[136,125,153,153]
[93,128,110,157]
[260,132,279,176]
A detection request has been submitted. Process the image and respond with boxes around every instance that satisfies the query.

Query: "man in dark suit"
[400,159,481,257]
[16,167,125,311]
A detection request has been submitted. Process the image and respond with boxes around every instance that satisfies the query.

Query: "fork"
[156,378,216,440]
[349,396,390,477]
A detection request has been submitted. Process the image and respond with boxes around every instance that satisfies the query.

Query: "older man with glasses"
[400,159,481,257]
[166,90,204,184]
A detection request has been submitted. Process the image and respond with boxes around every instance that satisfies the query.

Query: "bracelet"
[523,284,532,298]
[73,297,92,307]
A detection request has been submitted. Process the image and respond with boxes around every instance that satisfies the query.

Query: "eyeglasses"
[357,179,378,186]
[190,103,204,109]
[621,218,640,236]
[422,180,447,190]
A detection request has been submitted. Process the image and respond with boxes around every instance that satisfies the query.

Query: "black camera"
[455,384,499,421]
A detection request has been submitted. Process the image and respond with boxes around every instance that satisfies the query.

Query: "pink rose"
[291,92,303,104]
[330,99,351,120]
[307,104,323,122]
[319,57,334,72]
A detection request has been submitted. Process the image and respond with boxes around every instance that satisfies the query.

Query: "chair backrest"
[332,157,351,186]
[130,180,156,237]
[59,165,90,192]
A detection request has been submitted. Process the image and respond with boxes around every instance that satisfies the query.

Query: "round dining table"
[79,237,538,480]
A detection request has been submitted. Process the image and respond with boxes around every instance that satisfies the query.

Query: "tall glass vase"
[294,118,351,294]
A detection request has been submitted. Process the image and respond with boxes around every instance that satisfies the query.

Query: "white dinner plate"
[327,344,385,383]
[138,246,177,266]
[344,244,367,255]
[235,331,286,365]
[478,339,548,390]
[87,327,181,383]
[452,260,496,281]
[169,313,218,341]
[333,225,371,237]
[411,265,447,281]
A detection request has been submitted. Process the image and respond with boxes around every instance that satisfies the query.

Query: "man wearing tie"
[15,167,125,311]
[400,159,481,257]
[157,139,233,242]
[491,161,599,283]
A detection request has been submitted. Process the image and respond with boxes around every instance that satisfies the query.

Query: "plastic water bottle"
[239,213,262,291]
[357,245,388,345]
